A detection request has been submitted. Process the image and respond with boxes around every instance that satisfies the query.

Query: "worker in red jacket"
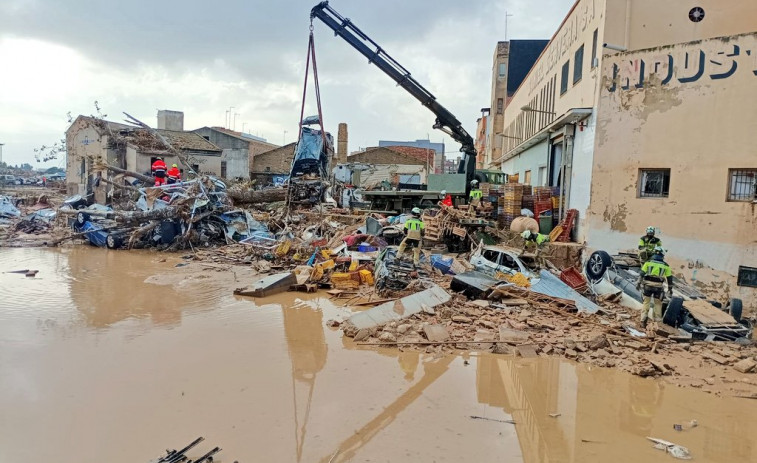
[151,157,167,186]
[167,163,181,184]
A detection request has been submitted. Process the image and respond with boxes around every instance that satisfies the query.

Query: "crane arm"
[310,1,477,184]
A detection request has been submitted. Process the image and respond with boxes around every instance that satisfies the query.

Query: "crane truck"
[310,1,502,211]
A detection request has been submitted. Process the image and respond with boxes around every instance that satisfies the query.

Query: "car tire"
[76,211,91,226]
[729,298,743,323]
[585,250,613,281]
[663,296,684,327]
[106,234,123,250]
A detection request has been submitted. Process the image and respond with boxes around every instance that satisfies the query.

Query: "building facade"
[378,139,444,174]
[588,31,757,307]
[491,0,757,307]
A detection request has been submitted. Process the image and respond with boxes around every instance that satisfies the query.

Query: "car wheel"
[585,250,613,281]
[663,296,684,327]
[728,298,743,323]
[106,234,123,249]
[76,211,91,225]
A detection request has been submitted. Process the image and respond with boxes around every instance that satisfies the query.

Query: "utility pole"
[242,122,248,134]
[233,113,240,131]
[283,130,288,145]
[0,143,4,165]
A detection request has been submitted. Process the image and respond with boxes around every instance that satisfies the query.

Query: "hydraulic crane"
[310,1,477,197]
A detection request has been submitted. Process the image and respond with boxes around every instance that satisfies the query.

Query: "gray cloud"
[0,0,571,166]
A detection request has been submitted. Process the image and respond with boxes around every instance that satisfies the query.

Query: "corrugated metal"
[348,284,451,330]
[531,270,600,313]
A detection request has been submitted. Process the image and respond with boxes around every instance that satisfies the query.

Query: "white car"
[469,243,536,279]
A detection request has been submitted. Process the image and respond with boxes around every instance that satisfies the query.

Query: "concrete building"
[485,40,549,168]
[492,0,757,306]
[378,139,444,174]
[193,126,277,180]
[588,31,757,307]
[475,108,490,169]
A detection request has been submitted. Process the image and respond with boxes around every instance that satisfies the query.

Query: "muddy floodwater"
[1,247,756,462]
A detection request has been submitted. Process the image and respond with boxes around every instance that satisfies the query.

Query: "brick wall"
[347,147,426,166]
[252,143,296,174]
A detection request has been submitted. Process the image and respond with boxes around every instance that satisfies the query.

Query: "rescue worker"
[167,163,181,184]
[521,230,549,247]
[397,207,425,266]
[439,189,453,207]
[469,180,483,207]
[636,246,673,328]
[151,157,167,187]
[638,226,662,262]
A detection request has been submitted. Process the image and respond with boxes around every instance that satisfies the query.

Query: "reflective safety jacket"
[469,189,483,200]
[403,218,425,240]
[167,167,181,180]
[638,235,662,252]
[441,194,453,207]
[151,159,167,173]
[640,258,673,288]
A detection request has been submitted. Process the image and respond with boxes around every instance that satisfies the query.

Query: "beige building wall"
[487,42,509,167]
[587,31,757,308]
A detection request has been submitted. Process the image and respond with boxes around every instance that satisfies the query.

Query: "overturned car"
[586,250,750,341]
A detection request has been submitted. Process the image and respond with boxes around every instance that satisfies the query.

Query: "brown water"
[1,247,755,463]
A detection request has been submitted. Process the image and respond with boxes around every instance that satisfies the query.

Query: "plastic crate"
[559,267,588,292]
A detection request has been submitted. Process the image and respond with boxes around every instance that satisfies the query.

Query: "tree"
[44,166,64,174]
[19,163,33,171]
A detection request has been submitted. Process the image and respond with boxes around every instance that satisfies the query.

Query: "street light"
[520,105,556,115]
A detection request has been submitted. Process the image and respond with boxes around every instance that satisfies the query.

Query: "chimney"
[157,110,184,131]
[337,123,348,163]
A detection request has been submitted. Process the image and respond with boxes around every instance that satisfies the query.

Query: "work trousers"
[641,288,663,323]
[398,237,421,266]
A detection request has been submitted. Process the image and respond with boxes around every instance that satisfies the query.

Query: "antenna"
[504,11,514,40]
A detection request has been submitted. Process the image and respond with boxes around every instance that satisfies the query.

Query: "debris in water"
[469,415,515,424]
[647,437,692,460]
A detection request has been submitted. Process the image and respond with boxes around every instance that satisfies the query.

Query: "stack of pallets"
[533,186,553,218]
[423,213,442,242]
[498,183,524,228]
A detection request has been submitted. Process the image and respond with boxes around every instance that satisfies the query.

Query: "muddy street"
[0,248,754,462]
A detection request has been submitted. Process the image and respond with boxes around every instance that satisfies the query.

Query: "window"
[265,166,271,172]
[501,253,517,271]
[727,169,757,201]
[482,250,501,264]
[498,62,507,78]
[524,170,532,185]
[191,164,200,175]
[538,166,547,186]
[202,135,210,141]
[639,169,671,198]
[560,61,569,94]
[591,29,599,68]
[496,98,504,114]
[573,45,584,84]
[220,161,227,178]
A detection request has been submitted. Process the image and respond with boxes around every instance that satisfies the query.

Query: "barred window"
[639,169,670,198]
[728,169,757,201]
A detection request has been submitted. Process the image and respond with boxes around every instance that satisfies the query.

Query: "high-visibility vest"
[638,235,661,252]
[152,160,166,172]
[641,259,672,286]
[470,189,483,200]
[535,233,549,245]
[404,218,424,240]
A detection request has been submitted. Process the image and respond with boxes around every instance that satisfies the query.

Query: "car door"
[475,248,502,274]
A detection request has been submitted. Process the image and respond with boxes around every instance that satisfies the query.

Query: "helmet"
[471,180,479,186]
[411,207,421,215]
[172,163,178,168]
[156,157,163,161]
[521,230,532,239]
[440,190,447,196]
[646,226,655,234]
[653,245,665,255]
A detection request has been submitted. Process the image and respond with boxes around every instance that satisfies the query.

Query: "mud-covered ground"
[2,247,756,462]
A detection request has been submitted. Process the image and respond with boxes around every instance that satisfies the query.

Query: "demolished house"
[65,111,249,204]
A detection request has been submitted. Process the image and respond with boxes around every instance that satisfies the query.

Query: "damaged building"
[65,110,251,203]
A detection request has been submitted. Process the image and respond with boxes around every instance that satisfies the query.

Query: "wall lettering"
[607,39,757,92]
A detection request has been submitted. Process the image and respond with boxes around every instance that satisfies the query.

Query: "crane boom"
[310,1,477,192]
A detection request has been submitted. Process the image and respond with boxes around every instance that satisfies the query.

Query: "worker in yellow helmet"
[636,246,673,328]
[397,207,425,267]
[468,180,483,208]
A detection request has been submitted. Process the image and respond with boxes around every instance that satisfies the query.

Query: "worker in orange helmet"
[151,157,167,186]
[167,163,181,184]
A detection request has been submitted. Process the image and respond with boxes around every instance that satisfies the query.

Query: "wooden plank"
[685,299,736,326]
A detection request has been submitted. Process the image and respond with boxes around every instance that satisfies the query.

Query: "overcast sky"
[0,0,571,168]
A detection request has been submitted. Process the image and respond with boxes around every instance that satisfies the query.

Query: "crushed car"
[585,250,750,340]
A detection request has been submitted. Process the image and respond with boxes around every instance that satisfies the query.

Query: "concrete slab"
[531,270,600,313]
[348,284,451,330]
[234,271,296,298]
[423,324,450,342]
[499,326,531,343]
